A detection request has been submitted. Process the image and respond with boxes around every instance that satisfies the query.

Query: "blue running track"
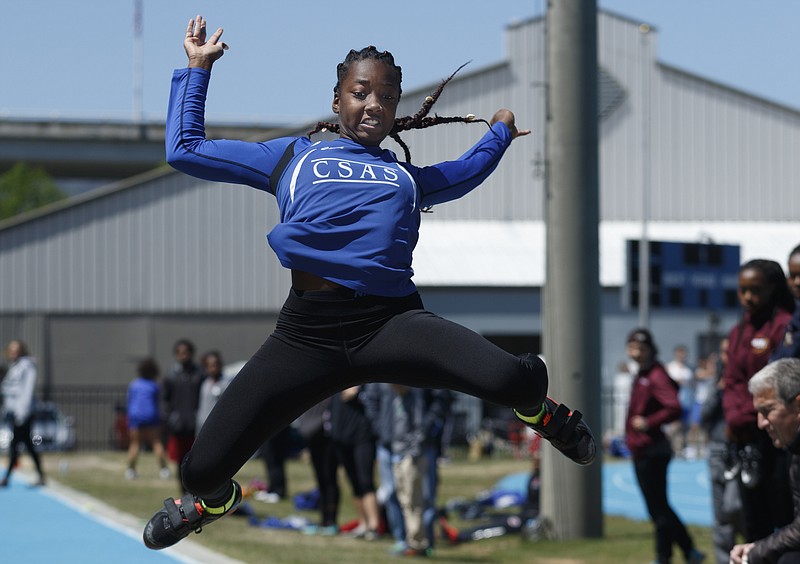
[2,460,710,562]
[494,458,712,526]
[603,459,713,526]
[0,474,240,564]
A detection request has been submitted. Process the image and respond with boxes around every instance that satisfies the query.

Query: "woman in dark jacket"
[625,328,705,564]
[723,259,796,542]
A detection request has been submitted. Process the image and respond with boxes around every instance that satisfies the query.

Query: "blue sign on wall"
[625,240,741,310]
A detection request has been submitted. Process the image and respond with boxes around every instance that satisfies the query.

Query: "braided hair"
[307,46,488,163]
[739,259,795,314]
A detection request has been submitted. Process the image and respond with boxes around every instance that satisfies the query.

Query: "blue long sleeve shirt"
[166,67,513,297]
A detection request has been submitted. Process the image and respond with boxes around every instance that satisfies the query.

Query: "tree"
[0,163,67,220]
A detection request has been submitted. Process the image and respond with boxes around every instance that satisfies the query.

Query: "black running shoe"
[515,397,596,465]
[143,481,242,550]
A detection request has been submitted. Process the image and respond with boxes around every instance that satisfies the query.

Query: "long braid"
[307,120,339,137]
[308,47,488,163]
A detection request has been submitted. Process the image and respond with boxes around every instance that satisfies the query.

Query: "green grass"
[20,451,712,563]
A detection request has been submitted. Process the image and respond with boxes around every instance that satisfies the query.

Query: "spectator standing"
[723,259,795,542]
[689,352,715,458]
[297,398,341,535]
[771,244,800,361]
[389,384,431,557]
[731,358,800,564]
[700,338,744,564]
[126,358,170,480]
[362,383,406,549]
[420,388,452,553]
[666,344,694,458]
[329,386,380,539]
[163,339,204,491]
[195,351,233,434]
[625,328,705,564]
[0,340,45,487]
[259,425,293,501]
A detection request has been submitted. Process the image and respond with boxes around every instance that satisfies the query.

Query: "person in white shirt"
[1,339,45,487]
[666,345,695,457]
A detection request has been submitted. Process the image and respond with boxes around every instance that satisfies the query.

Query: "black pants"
[5,415,45,480]
[633,454,694,563]
[260,425,293,498]
[335,440,376,497]
[182,288,548,501]
[307,428,340,526]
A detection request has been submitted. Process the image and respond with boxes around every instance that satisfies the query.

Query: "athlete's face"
[333,59,400,146]
[738,267,772,316]
[788,253,800,301]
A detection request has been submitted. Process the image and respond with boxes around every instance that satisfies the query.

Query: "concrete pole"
[541,0,603,539]
[638,24,652,328]
[132,0,144,125]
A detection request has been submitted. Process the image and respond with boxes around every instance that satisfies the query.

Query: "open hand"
[184,15,228,71]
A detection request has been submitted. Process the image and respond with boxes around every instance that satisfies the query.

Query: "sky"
[4,1,799,125]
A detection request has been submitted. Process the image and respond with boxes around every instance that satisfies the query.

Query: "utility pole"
[133,0,144,125]
[638,24,652,328]
[541,0,603,539]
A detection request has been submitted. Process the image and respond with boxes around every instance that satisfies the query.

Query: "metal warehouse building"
[1,11,798,446]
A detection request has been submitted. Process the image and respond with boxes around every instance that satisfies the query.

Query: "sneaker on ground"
[302,524,339,536]
[124,468,137,480]
[344,523,367,538]
[159,467,171,480]
[254,491,281,503]
[402,547,433,557]
[514,397,596,465]
[388,541,409,555]
[143,481,243,550]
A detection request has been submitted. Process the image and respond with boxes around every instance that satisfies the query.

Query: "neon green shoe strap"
[514,404,546,424]
[202,485,237,515]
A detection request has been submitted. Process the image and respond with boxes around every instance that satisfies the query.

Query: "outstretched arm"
[490,109,531,140]
[413,109,529,208]
[184,15,228,71]
[165,16,300,192]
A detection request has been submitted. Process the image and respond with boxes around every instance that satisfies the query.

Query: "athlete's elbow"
[165,145,195,172]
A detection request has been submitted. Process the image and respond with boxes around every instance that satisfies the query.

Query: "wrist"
[187,58,214,71]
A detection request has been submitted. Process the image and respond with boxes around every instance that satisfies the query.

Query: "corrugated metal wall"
[0,169,290,313]
[597,13,800,221]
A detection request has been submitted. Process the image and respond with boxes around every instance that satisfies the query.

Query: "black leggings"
[336,440,376,497]
[307,429,340,526]
[182,288,548,501]
[633,454,694,562]
[6,416,44,479]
